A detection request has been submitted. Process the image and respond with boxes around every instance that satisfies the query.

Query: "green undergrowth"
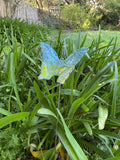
[0,18,120,160]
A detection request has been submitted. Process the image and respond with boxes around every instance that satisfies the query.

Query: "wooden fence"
[0,0,38,24]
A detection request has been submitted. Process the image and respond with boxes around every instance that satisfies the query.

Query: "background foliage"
[22,0,120,30]
[1,0,120,30]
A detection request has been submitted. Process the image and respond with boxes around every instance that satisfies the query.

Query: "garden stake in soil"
[54,84,61,160]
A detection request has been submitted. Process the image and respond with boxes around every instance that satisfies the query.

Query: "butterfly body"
[38,42,89,84]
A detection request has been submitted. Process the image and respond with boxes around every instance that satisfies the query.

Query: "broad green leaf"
[81,104,89,112]
[60,89,80,96]
[28,102,41,126]
[114,147,120,156]
[109,118,120,126]
[93,129,120,140]
[111,61,118,118]
[68,80,111,119]
[22,52,36,65]
[82,61,114,93]
[33,81,44,102]
[58,128,79,160]
[0,84,11,89]
[74,61,85,88]
[33,81,51,109]
[38,108,58,120]
[98,105,108,130]
[104,157,120,160]
[82,122,92,135]
[10,53,22,111]
[0,112,30,129]
[58,109,88,160]
[93,95,109,105]
[0,108,12,116]
[38,108,87,159]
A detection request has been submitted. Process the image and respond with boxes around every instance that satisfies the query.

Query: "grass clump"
[0,18,120,159]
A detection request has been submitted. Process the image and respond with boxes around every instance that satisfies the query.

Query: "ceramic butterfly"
[38,42,89,84]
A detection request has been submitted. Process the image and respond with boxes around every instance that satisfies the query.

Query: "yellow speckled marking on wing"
[57,66,74,84]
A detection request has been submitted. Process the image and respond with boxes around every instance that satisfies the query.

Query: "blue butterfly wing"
[65,47,89,66]
[39,42,59,62]
[57,47,89,84]
[38,42,89,84]
[38,42,59,80]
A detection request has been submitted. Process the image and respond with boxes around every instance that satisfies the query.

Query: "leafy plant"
[61,4,91,29]
[1,17,120,160]
[0,18,47,159]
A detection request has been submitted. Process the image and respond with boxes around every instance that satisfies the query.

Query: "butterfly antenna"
[54,84,61,160]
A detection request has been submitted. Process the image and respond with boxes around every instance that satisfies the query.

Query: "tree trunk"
[39,0,43,9]
[0,0,7,17]
[36,0,41,9]
[0,0,16,18]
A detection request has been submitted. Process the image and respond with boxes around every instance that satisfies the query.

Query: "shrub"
[61,4,91,29]
[0,17,48,44]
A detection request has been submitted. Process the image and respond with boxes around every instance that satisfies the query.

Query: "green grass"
[1,18,120,160]
[61,30,120,47]
[48,29,120,50]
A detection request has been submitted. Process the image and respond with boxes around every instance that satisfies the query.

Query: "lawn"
[49,29,120,48]
[61,30,120,46]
